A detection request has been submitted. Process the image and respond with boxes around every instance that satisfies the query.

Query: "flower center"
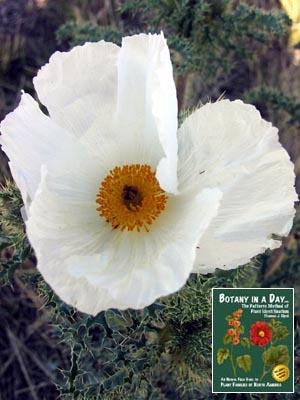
[258,330,265,337]
[96,164,168,232]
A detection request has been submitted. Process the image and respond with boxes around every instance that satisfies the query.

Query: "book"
[212,288,294,393]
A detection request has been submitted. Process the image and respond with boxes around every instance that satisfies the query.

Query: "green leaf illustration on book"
[223,334,232,345]
[237,354,252,372]
[240,337,251,348]
[263,345,290,366]
[217,348,230,365]
[268,319,289,341]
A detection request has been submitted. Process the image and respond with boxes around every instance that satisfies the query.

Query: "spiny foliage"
[244,86,300,127]
[37,275,163,398]
[120,0,291,74]
[36,266,256,399]
[57,22,123,48]
[57,0,291,79]
[0,181,30,286]
[0,179,25,238]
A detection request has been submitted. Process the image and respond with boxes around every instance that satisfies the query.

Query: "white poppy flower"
[0,33,297,315]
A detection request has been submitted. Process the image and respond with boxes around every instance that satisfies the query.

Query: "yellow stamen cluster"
[96,164,168,232]
[258,330,265,338]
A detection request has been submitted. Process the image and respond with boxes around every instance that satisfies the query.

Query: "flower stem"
[260,344,272,381]
[260,366,272,382]
[230,344,237,377]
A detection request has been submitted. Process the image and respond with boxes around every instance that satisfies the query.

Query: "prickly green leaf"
[103,368,129,391]
[105,309,133,331]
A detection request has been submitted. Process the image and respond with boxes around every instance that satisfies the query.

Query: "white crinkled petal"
[27,168,221,313]
[115,33,178,194]
[33,41,119,138]
[25,162,115,315]
[0,93,86,213]
[36,257,121,314]
[26,152,109,263]
[177,100,297,272]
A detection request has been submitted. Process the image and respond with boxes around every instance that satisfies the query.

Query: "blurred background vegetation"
[0,0,300,399]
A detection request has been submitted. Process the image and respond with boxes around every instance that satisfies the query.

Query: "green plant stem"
[260,367,267,381]
[260,342,273,381]
[230,344,236,377]
[259,339,274,382]
[260,366,272,382]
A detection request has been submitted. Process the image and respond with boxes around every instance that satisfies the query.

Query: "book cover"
[212,288,294,393]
